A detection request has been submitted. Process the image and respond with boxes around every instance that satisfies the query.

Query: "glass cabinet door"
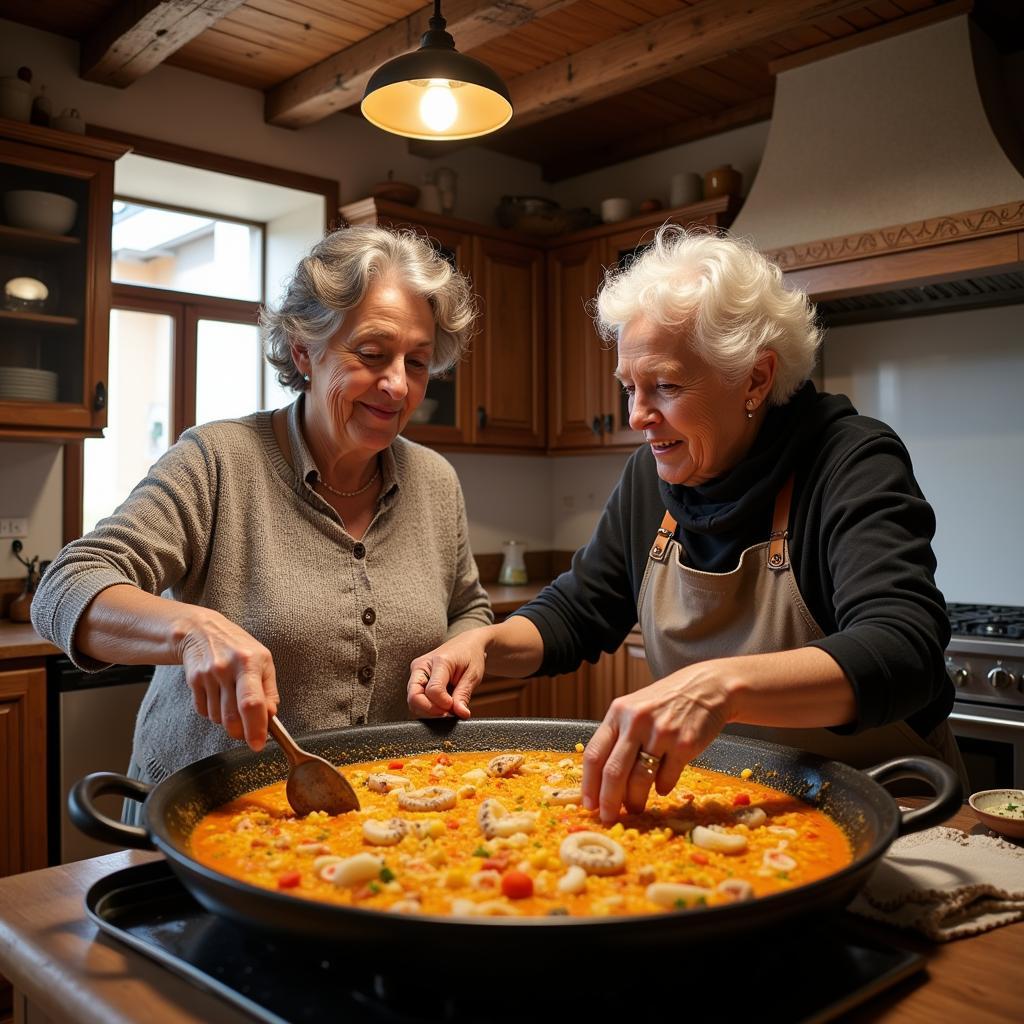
[0,129,122,435]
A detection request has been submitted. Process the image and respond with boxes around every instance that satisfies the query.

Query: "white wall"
[444,449,633,558]
[822,305,1024,605]
[0,444,62,579]
[548,121,770,217]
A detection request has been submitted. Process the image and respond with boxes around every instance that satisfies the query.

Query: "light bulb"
[419,80,457,132]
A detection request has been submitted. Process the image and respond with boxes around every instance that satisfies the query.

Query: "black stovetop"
[947,603,1024,640]
[87,860,924,1024]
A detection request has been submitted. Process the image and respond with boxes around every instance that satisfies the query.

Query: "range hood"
[730,14,1024,325]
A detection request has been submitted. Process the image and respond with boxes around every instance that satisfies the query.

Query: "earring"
[303,374,310,382]
[745,399,755,420]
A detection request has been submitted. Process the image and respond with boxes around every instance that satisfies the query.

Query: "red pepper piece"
[388,761,404,770]
[732,793,751,806]
[277,871,301,889]
[501,870,534,900]
[690,852,709,866]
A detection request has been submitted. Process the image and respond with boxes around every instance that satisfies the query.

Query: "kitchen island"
[0,802,1020,1024]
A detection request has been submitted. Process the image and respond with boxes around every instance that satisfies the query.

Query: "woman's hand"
[177,610,280,750]
[407,627,493,719]
[582,661,736,825]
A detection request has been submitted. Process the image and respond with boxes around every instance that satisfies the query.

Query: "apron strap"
[648,472,796,568]
[768,473,795,571]
[650,511,677,563]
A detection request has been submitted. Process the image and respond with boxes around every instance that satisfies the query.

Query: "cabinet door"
[473,675,535,718]
[600,229,649,448]
[531,669,589,720]
[392,222,475,446]
[547,241,606,449]
[0,139,116,436]
[0,665,47,877]
[471,237,545,448]
[622,633,654,693]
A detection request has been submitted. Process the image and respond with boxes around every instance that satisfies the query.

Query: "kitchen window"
[111,199,263,302]
[60,135,335,540]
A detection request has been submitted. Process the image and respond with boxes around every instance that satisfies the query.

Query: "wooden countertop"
[0,804,1020,1024]
[482,580,547,616]
[0,619,59,660]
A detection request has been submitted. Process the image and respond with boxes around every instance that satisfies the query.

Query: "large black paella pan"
[71,718,960,956]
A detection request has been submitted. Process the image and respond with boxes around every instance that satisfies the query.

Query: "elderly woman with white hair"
[409,225,966,822]
[33,225,492,794]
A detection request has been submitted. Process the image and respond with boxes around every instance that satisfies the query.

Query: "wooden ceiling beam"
[768,0,972,75]
[541,94,775,183]
[80,0,248,88]
[506,0,872,131]
[264,0,577,130]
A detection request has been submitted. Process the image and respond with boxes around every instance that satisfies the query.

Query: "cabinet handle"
[591,416,601,436]
[477,406,488,429]
[93,381,107,411]
[603,413,614,434]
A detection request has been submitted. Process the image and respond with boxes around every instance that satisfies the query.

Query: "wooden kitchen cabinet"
[0,663,47,878]
[585,630,653,720]
[547,195,742,453]
[474,668,588,719]
[470,235,544,448]
[0,122,129,440]
[340,198,544,450]
[547,239,606,449]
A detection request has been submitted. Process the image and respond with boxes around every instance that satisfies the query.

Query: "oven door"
[949,701,1024,791]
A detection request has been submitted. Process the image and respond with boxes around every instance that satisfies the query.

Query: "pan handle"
[69,771,155,851]
[862,756,963,836]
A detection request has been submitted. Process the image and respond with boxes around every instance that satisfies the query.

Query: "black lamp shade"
[361,46,512,141]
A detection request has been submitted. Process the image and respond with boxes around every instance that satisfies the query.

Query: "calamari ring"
[397,785,457,813]
[559,831,626,876]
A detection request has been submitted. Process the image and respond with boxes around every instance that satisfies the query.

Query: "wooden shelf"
[0,308,78,327]
[0,223,80,254]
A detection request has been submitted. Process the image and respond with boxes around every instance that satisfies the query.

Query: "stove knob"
[987,666,1016,690]
[945,659,969,688]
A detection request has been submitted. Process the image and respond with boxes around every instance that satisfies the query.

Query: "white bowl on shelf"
[3,190,78,235]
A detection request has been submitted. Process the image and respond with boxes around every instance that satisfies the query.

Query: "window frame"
[61,129,337,542]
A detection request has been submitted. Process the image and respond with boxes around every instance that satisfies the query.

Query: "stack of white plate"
[0,366,58,401]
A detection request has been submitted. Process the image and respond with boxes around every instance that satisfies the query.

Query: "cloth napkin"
[847,824,1024,941]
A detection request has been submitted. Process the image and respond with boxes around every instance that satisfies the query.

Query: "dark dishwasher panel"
[46,655,154,864]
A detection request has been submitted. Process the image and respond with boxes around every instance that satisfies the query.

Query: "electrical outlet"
[0,518,29,539]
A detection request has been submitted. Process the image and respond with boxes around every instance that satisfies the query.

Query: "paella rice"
[190,747,852,918]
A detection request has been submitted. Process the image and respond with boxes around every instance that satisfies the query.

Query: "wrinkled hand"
[582,662,735,825]
[178,610,279,750]
[407,629,491,719]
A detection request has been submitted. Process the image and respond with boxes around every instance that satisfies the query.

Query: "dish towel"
[847,825,1024,941]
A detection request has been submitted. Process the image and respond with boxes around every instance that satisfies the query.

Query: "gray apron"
[637,475,968,788]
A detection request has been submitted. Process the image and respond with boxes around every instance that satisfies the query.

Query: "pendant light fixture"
[361,1,513,141]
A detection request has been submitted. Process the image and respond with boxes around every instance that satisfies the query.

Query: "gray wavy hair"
[262,225,477,393]
[594,225,821,404]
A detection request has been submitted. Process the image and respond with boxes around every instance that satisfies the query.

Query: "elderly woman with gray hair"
[410,225,967,822]
[33,225,492,793]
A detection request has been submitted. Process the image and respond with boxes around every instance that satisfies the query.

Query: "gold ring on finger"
[635,749,661,775]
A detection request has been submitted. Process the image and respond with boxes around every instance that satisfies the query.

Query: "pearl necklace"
[316,461,381,498]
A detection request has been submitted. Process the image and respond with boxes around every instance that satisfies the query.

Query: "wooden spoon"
[268,715,360,816]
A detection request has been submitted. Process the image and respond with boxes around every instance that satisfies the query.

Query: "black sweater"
[515,383,953,739]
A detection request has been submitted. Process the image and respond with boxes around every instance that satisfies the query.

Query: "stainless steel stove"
[945,603,1024,789]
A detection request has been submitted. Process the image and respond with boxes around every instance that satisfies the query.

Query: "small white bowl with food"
[968,789,1024,839]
